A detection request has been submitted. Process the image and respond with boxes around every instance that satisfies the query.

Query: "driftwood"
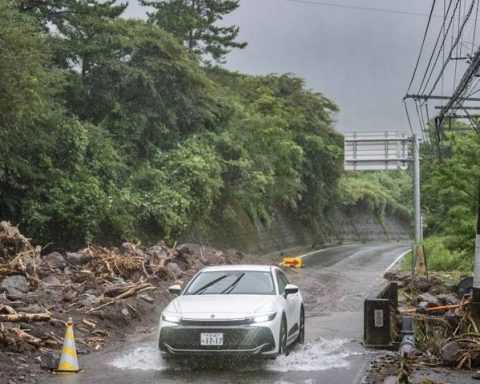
[0,312,51,323]
[114,283,153,300]
[10,328,41,346]
[0,305,16,315]
[82,319,96,330]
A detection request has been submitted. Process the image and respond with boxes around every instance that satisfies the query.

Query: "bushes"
[422,236,472,272]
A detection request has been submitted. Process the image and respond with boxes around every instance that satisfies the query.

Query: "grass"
[400,236,472,273]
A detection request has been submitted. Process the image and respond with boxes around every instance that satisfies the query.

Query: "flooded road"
[48,242,409,384]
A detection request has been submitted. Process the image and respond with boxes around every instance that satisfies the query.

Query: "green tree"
[143,0,246,63]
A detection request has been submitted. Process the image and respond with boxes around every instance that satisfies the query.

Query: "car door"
[276,270,300,338]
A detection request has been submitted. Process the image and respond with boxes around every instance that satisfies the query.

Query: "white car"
[158,264,304,358]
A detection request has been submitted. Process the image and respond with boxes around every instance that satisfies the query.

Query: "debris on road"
[366,271,480,383]
[0,221,254,382]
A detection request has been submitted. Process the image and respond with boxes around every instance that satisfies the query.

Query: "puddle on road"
[111,338,360,373]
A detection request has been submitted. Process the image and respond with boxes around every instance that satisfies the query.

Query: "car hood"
[170,295,275,319]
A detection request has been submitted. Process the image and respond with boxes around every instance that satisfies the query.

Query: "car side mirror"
[284,284,299,296]
[168,284,182,295]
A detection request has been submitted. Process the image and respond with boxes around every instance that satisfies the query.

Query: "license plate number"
[200,333,223,346]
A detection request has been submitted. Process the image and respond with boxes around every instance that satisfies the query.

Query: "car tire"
[297,306,305,344]
[278,316,287,355]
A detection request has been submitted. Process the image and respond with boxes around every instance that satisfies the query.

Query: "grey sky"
[123,1,459,134]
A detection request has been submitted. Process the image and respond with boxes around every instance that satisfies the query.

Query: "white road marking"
[385,249,411,272]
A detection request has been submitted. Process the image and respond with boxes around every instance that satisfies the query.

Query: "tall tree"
[142,0,246,63]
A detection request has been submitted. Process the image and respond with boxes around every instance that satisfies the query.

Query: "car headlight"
[162,314,181,323]
[251,313,276,323]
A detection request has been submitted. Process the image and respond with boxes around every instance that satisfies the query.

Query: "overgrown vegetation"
[0,0,351,249]
[420,131,480,271]
[337,171,413,220]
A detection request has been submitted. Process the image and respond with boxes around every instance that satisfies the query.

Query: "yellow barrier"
[283,257,302,268]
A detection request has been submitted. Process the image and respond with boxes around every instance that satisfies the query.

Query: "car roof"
[200,264,273,273]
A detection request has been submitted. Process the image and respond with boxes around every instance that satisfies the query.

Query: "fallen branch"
[0,312,51,323]
[114,283,152,300]
[10,328,41,346]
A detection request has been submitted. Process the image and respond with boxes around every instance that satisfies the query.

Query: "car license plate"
[200,333,223,346]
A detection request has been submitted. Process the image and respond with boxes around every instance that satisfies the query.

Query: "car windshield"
[185,271,275,295]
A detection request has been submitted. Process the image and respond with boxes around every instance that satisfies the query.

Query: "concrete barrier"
[364,282,399,348]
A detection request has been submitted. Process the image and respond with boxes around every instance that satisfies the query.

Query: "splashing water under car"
[111,338,360,373]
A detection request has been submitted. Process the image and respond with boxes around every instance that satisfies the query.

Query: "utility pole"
[413,134,422,243]
[472,182,480,321]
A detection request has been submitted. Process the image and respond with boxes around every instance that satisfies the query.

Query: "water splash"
[264,339,357,372]
[111,345,166,371]
[110,338,359,372]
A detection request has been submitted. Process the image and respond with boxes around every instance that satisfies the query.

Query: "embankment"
[185,206,411,255]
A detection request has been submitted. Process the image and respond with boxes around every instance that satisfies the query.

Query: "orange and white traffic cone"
[53,317,82,374]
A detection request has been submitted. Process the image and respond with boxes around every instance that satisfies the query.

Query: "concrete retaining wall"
[185,206,411,255]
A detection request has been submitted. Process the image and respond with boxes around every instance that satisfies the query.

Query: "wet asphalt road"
[48,242,409,384]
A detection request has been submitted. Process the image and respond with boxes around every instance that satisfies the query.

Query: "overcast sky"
[123,0,451,134]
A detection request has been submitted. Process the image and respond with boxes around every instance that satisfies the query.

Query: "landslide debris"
[367,271,480,383]
[0,221,251,383]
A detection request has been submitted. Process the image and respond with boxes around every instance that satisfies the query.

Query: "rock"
[42,275,61,286]
[15,304,43,313]
[139,294,154,304]
[0,275,29,295]
[42,252,66,269]
[121,308,130,317]
[176,244,194,256]
[441,341,465,366]
[438,293,459,305]
[65,252,84,266]
[166,262,183,278]
[414,277,432,293]
[81,293,97,307]
[63,288,78,302]
[49,318,65,327]
[416,302,430,314]
[147,245,167,258]
[40,352,60,370]
[121,242,136,253]
[417,292,440,307]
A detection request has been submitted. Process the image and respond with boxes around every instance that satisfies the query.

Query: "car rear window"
[185,271,275,295]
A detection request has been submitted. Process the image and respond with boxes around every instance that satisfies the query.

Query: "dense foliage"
[0,0,348,249]
[337,171,413,220]
[420,131,480,270]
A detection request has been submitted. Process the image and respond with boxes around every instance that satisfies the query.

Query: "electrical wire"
[406,0,437,95]
[426,0,476,97]
[284,0,442,18]
[472,0,479,56]
[417,0,457,95]
[404,101,416,137]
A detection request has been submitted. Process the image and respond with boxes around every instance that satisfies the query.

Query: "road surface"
[49,242,409,384]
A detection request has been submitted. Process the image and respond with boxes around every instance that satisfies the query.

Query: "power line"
[284,0,442,18]
[426,0,476,97]
[406,0,437,95]
[417,0,457,95]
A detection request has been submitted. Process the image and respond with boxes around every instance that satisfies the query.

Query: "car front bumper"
[158,325,277,356]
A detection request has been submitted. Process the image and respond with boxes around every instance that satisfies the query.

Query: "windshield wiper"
[221,273,245,294]
[192,274,228,295]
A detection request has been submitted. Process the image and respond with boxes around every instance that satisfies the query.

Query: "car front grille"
[159,326,275,352]
[179,318,251,326]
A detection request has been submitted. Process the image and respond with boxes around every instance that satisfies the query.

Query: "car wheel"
[278,316,287,355]
[297,306,305,344]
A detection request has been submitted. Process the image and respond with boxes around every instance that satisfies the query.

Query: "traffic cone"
[53,317,81,374]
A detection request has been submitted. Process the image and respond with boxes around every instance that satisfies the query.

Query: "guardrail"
[363,282,399,348]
